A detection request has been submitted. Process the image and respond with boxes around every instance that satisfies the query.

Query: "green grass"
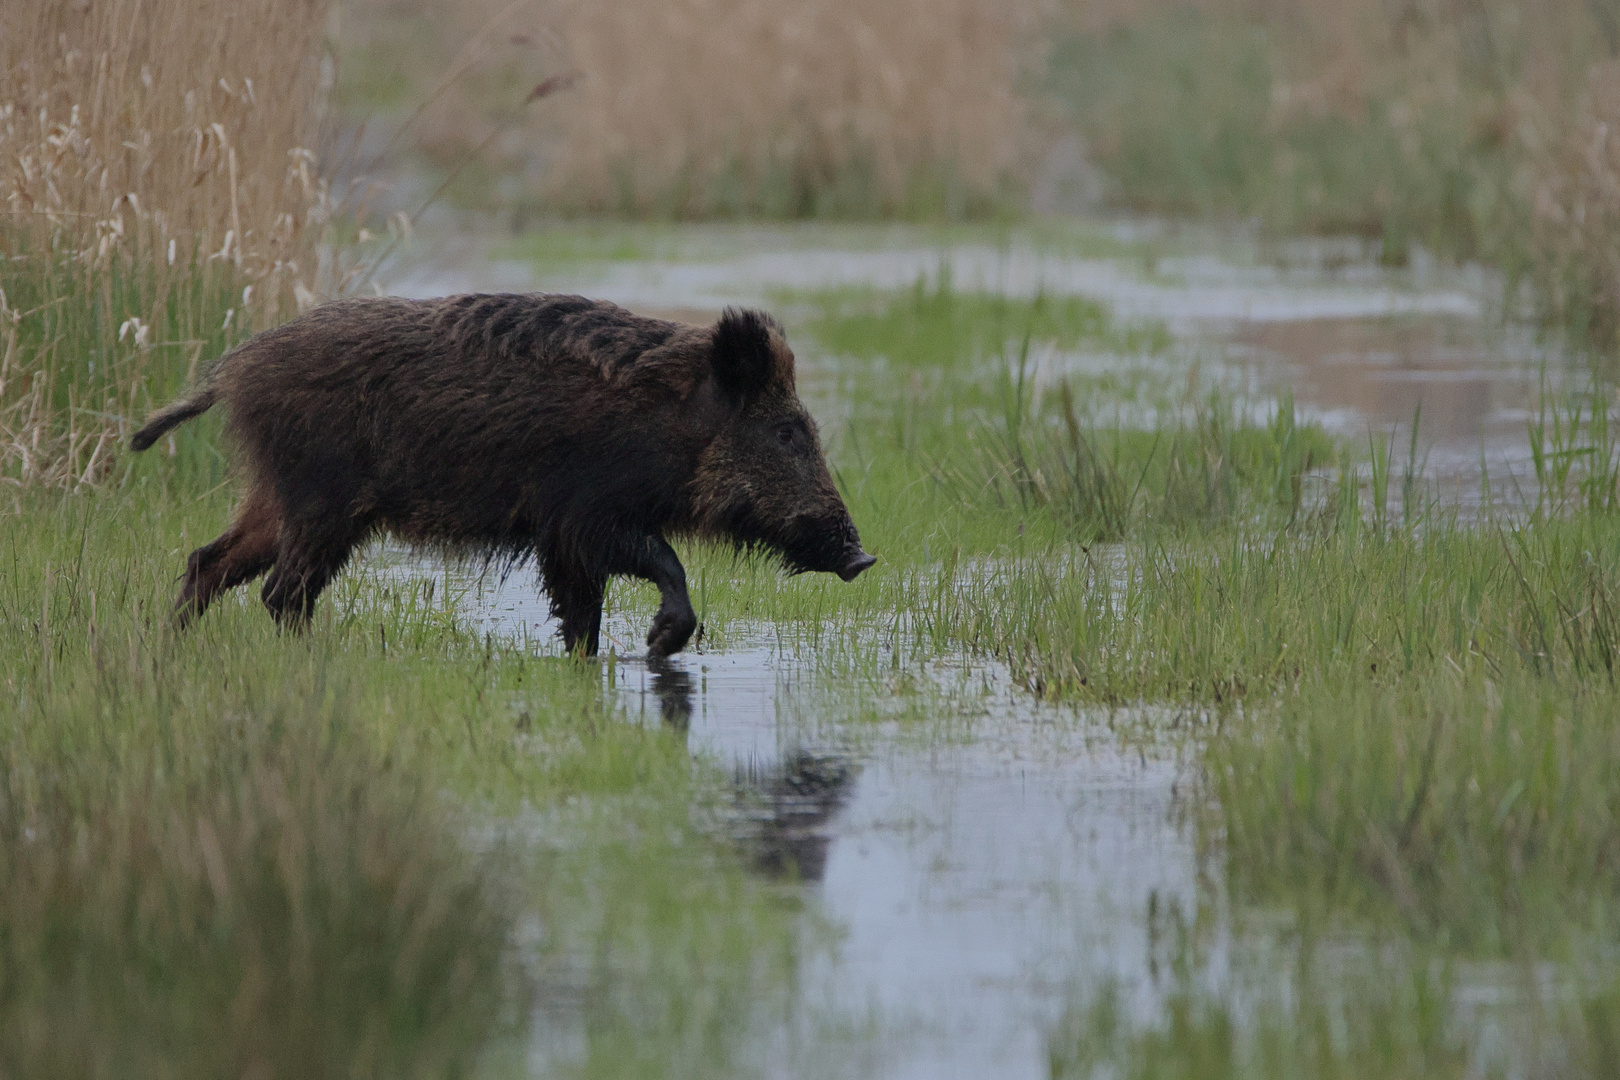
[0,242,254,489]
[0,487,816,1078]
[907,508,1620,699]
[1212,668,1620,953]
[788,280,1332,559]
[801,273,1171,366]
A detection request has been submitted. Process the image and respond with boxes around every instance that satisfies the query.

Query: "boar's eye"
[775,423,796,446]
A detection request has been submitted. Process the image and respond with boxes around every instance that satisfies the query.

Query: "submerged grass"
[803,272,1170,366]
[1049,956,1473,1080]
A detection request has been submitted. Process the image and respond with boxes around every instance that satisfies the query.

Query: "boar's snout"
[837,549,877,582]
[809,514,875,582]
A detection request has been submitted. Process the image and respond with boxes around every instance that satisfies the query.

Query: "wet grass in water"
[778,278,1620,1072]
[1049,951,1474,1080]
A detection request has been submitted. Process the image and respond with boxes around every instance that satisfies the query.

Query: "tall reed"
[1,0,348,488]
[338,0,1047,219]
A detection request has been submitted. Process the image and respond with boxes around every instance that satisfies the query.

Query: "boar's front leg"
[621,536,698,658]
[543,536,697,657]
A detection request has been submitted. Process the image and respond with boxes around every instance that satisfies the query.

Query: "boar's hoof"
[647,604,699,657]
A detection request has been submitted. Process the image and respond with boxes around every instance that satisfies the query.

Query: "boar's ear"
[711,307,785,403]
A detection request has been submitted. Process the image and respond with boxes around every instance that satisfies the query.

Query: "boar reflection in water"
[639,658,854,879]
[644,658,855,881]
[131,294,875,655]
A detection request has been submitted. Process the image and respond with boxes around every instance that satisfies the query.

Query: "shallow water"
[387,229,1482,330]
[375,221,1563,1075]
[381,560,1198,1079]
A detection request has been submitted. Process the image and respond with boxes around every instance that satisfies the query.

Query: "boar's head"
[691,309,876,582]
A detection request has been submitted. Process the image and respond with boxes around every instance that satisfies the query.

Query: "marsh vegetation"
[13,0,1620,1076]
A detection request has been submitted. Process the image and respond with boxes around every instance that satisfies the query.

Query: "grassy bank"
[0,485,817,1079]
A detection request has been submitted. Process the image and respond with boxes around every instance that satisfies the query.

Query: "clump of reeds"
[0,0,353,488]
[0,715,524,1079]
[338,0,1046,219]
[0,492,533,1076]
[961,350,1330,542]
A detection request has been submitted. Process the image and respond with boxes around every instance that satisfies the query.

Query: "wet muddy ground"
[375,222,1555,1076]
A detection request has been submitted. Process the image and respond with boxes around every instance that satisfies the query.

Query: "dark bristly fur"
[131,293,876,656]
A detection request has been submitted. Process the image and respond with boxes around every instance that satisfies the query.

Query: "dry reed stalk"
[0,0,341,488]
[1529,60,1620,353]
[346,0,1050,217]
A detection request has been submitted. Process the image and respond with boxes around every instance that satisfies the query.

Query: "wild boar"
[130,293,875,656]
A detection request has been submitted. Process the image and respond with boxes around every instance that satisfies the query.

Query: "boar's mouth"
[780,512,875,582]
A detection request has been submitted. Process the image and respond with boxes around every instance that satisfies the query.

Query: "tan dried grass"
[345,0,1050,217]
[1528,60,1620,353]
[0,0,341,487]
[542,0,1046,215]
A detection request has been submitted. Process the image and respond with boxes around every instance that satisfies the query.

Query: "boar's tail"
[130,385,220,452]
[130,340,251,451]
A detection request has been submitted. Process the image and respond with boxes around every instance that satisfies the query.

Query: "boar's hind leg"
[619,536,698,658]
[175,488,281,628]
[542,553,606,656]
[260,518,364,630]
